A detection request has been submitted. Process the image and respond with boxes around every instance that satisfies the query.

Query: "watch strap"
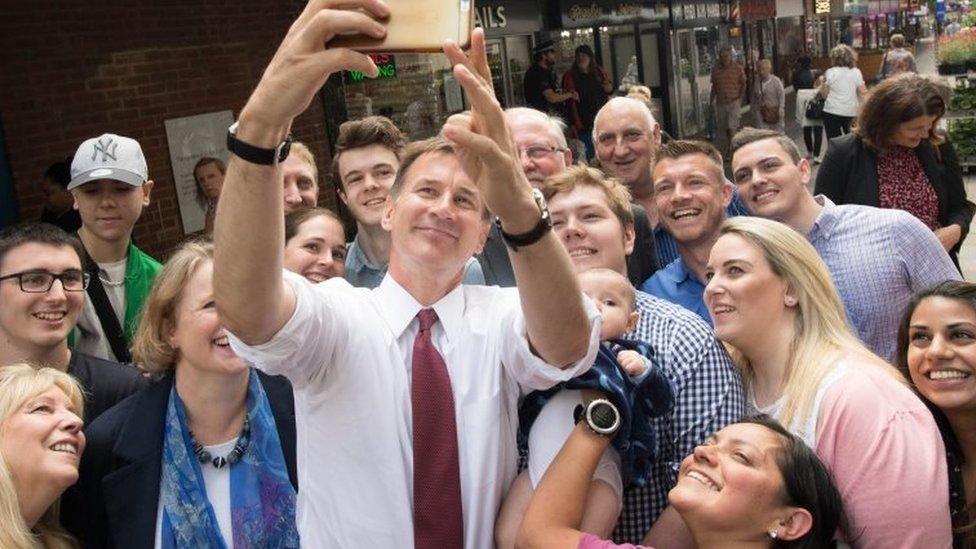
[495,212,551,251]
[227,122,293,166]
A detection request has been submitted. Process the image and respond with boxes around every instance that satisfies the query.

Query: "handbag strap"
[81,248,132,363]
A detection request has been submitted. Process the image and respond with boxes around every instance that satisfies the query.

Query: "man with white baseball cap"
[68,133,162,363]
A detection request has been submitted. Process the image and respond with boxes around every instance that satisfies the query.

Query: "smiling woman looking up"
[695,216,950,548]
[0,364,85,549]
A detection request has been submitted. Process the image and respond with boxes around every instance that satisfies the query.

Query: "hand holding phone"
[329,0,473,52]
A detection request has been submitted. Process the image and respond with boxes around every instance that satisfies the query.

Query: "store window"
[776,16,805,85]
[342,54,455,141]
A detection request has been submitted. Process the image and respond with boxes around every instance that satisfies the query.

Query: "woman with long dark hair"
[897,280,976,548]
[815,73,972,268]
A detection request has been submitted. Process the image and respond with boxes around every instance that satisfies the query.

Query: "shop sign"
[739,0,776,20]
[559,0,668,28]
[843,0,869,15]
[474,1,542,37]
[345,54,397,83]
[672,0,723,22]
[814,0,831,15]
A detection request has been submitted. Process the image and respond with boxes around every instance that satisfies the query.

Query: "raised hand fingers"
[453,64,506,138]
[315,48,380,79]
[294,0,390,33]
[304,8,387,49]
[443,29,493,99]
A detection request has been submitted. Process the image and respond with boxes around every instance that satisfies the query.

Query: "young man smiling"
[334,115,482,288]
[641,141,732,324]
[0,222,146,422]
[540,165,744,544]
[68,133,162,363]
[729,128,959,361]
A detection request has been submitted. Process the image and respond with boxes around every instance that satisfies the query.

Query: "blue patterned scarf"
[159,369,299,548]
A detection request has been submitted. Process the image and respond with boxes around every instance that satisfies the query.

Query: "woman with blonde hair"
[61,241,298,548]
[701,216,951,547]
[0,364,85,549]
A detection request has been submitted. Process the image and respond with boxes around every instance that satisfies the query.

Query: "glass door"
[505,35,532,108]
[674,28,704,136]
[486,39,509,108]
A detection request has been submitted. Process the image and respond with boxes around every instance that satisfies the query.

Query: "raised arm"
[213,0,388,344]
[442,33,591,367]
[516,422,614,549]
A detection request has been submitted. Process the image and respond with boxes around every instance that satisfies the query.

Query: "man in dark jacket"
[0,222,146,422]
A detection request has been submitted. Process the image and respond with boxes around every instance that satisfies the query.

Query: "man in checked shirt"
[537,166,746,545]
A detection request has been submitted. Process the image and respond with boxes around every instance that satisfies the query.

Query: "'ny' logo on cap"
[91,137,118,162]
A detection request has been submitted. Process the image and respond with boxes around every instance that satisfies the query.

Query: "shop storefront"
[669,0,734,137]
[738,0,778,104]
[775,0,806,87]
[543,0,672,132]
[331,0,543,142]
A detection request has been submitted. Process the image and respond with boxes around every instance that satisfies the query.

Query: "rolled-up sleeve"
[500,293,602,392]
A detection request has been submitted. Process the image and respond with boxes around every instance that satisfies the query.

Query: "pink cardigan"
[816,362,951,548]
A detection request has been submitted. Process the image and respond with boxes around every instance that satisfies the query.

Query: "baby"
[495,268,660,547]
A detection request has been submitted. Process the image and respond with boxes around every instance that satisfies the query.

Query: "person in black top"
[0,222,146,423]
[37,160,82,233]
[523,40,577,114]
[562,44,613,161]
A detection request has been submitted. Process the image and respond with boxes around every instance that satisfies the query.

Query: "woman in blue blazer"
[61,241,298,548]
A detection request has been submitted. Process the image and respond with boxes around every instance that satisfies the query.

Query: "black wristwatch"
[496,189,552,251]
[574,398,622,437]
[227,122,293,166]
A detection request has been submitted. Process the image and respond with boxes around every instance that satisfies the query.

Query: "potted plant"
[939,37,967,75]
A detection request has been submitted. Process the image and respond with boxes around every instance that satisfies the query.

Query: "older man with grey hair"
[477,107,659,287]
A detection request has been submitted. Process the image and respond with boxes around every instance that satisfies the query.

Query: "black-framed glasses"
[0,270,90,293]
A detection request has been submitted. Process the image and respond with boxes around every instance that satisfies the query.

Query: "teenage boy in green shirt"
[67,133,162,362]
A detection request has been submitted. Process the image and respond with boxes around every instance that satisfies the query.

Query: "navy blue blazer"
[60,371,297,549]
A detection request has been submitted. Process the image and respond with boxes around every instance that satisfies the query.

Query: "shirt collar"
[809,195,839,241]
[375,274,465,344]
[663,257,694,285]
[347,236,385,273]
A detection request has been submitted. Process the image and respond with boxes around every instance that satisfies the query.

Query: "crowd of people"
[1,3,974,548]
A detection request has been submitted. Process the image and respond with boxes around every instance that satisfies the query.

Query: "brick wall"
[0,2,338,260]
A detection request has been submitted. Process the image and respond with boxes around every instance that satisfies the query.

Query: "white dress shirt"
[228,271,600,548]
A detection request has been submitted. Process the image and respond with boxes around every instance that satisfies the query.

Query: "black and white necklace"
[189,417,251,469]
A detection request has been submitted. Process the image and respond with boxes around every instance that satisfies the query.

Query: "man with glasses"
[477,107,659,287]
[0,222,146,422]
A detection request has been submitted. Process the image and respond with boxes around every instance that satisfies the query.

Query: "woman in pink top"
[697,217,951,548]
[517,414,842,549]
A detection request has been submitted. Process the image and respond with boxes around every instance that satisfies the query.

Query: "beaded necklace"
[188,417,251,469]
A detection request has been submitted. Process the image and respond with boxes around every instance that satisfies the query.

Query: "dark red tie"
[412,309,463,549]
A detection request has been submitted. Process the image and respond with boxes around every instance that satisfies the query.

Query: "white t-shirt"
[75,258,128,361]
[227,271,601,548]
[823,66,865,117]
[154,438,236,548]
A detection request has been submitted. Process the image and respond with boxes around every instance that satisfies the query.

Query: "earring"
[785,296,797,307]
[768,529,778,539]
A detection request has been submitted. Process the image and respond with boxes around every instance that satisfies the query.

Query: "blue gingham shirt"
[613,291,745,543]
[654,190,750,268]
[807,196,960,362]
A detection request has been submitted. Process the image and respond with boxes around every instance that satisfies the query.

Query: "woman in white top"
[819,44,867,140]
[701,216,951,548]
